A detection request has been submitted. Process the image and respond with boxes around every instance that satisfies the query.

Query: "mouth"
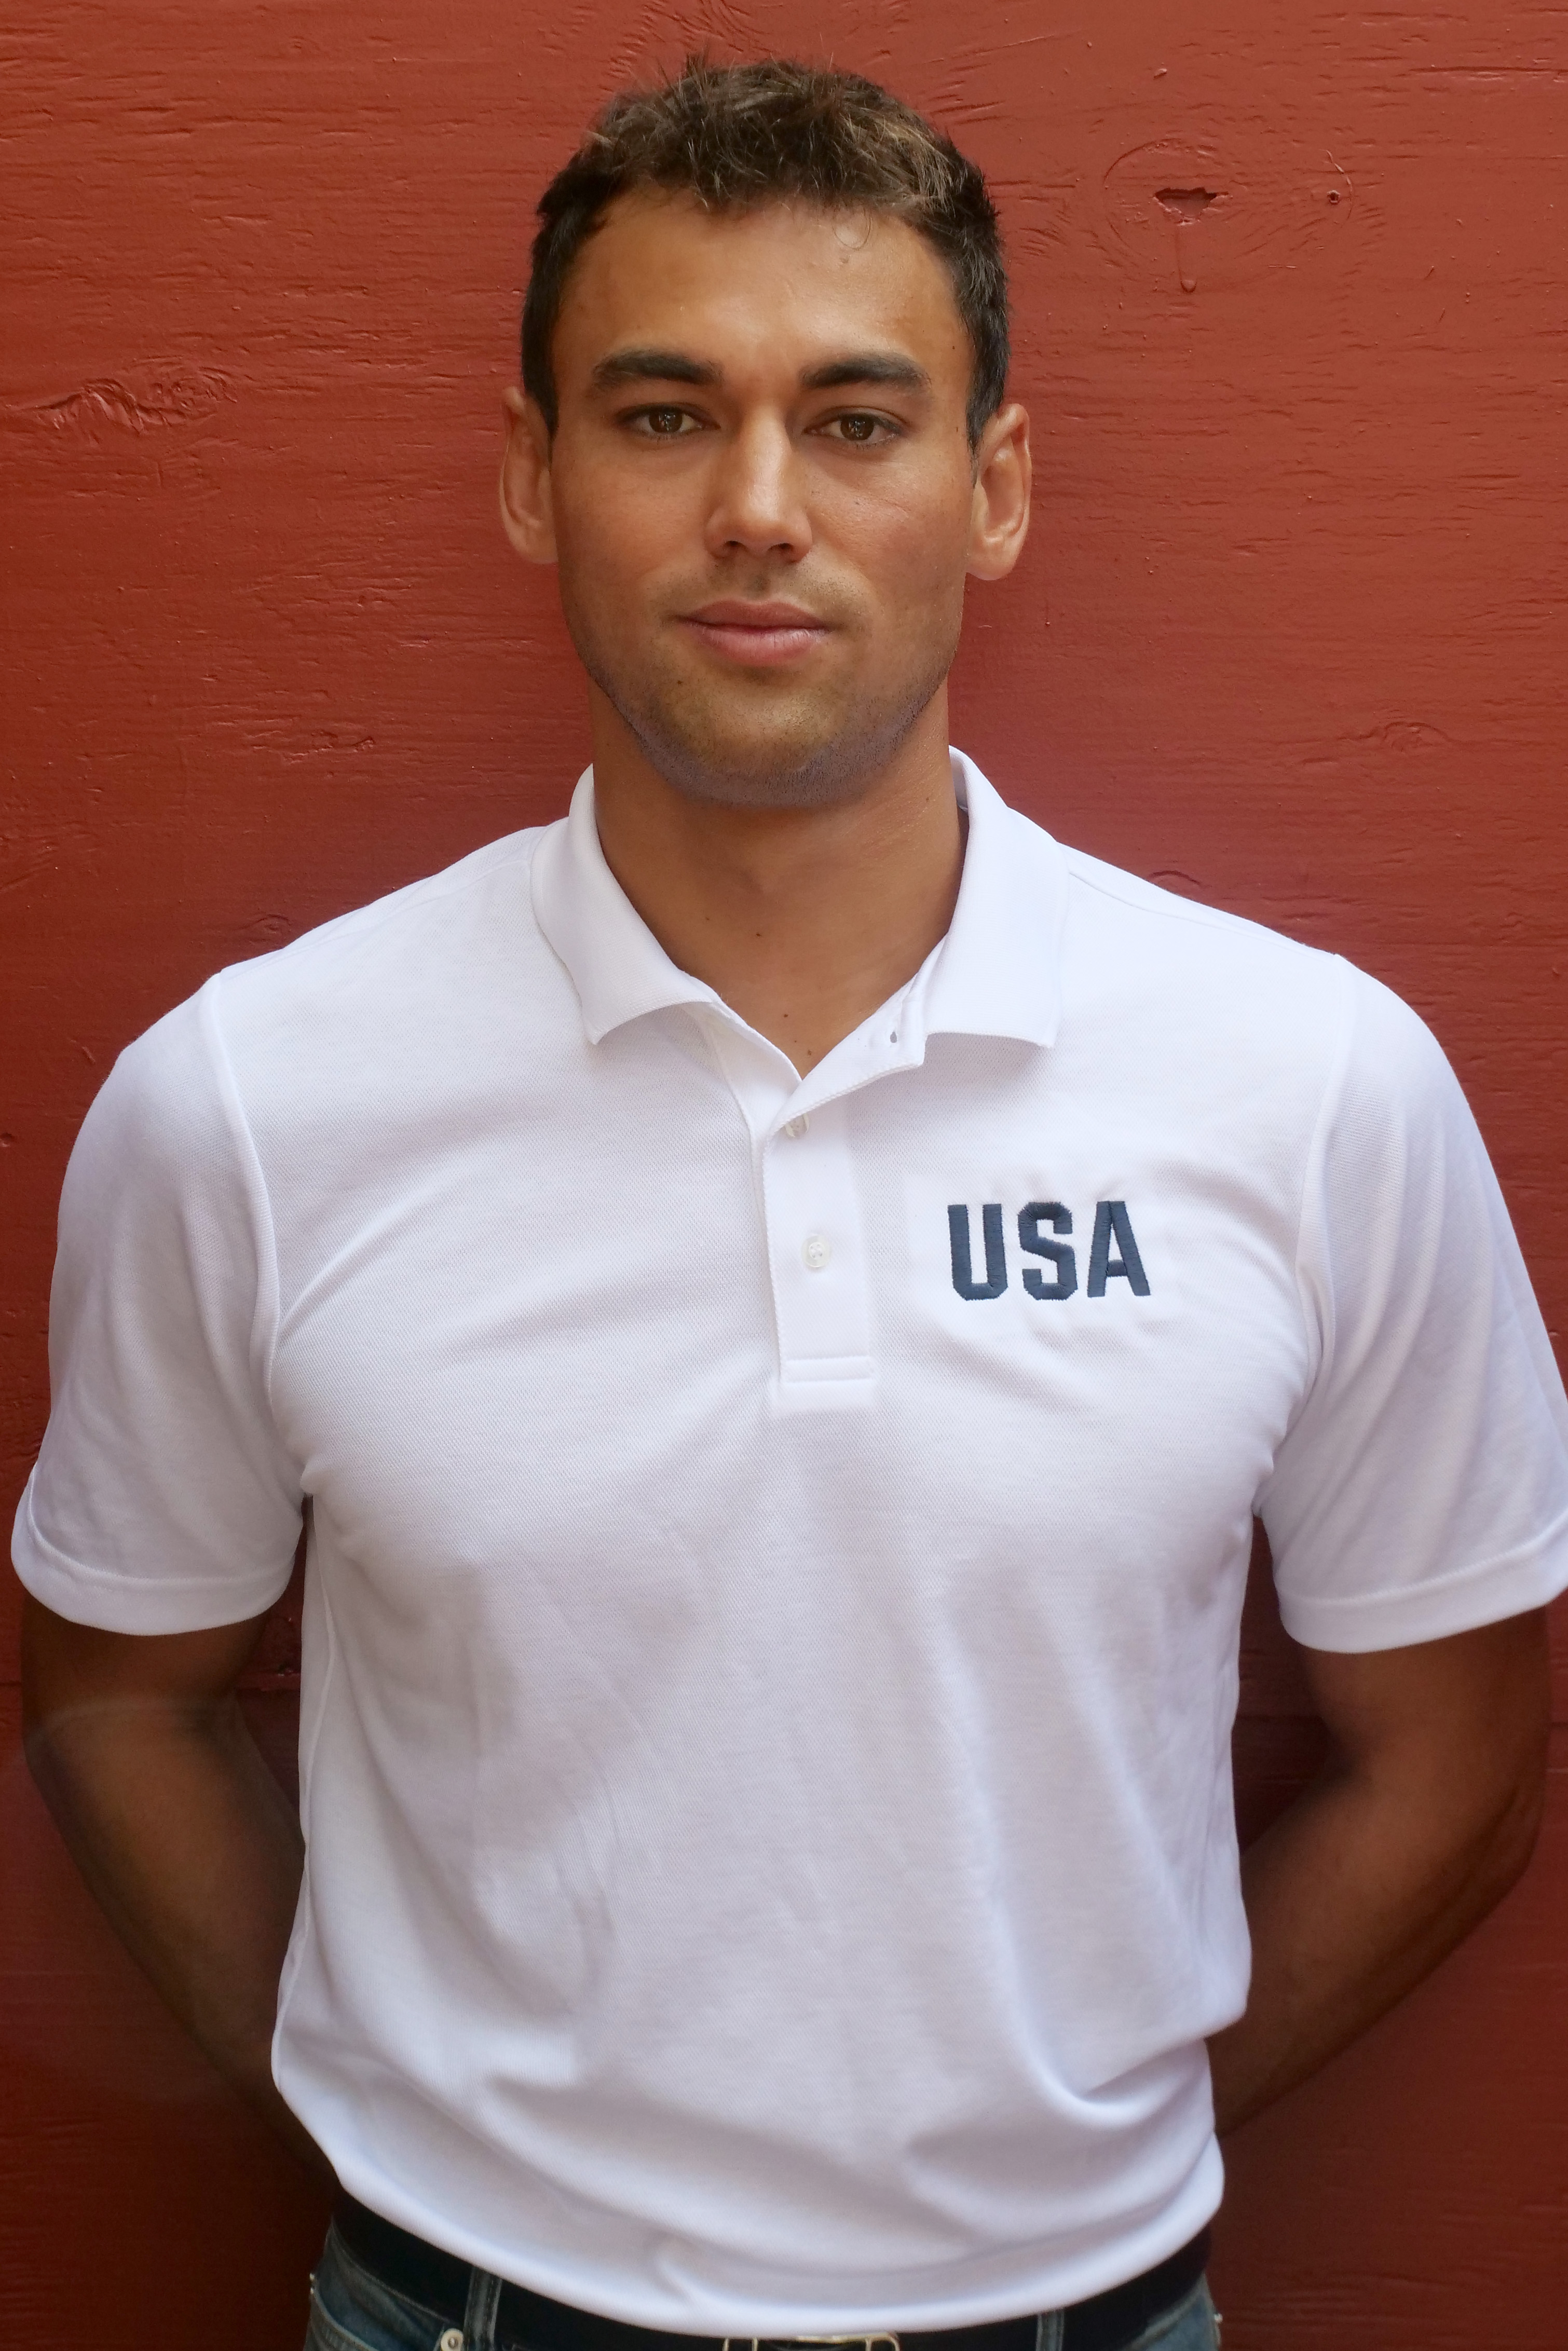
[677,599,832,669]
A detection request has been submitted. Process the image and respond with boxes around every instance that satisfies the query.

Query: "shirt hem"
[292,2131,1224,2336]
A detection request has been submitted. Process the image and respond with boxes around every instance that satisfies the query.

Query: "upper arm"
[21,1591,273,1740]
[1296,1608,1551,1851]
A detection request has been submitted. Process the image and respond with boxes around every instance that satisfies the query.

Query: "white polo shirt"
[15,754,1568,2330]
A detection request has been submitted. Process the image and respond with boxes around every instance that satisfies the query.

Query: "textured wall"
[3,4,1565,2345]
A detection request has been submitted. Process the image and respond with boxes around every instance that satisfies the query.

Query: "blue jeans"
[304,2224,1221,2351]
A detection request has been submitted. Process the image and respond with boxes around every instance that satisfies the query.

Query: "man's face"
[512,193,1020,809]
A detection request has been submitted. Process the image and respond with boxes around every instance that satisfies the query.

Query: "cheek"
[553,511,642,612]
[844,492,972,616]
[827,460,971,564]
[551,461,694,607]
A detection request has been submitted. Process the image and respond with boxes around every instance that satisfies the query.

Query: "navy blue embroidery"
[948,1202,1007,1300]
[1087,1200,1150,1296]
[1018,1201,1077,1300]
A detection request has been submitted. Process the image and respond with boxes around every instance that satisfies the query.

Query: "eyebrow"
[590,348,721,392]
[588,347,932,397]
[799,354,931,395]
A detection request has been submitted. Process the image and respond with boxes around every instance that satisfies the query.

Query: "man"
[17,57,1567,2351]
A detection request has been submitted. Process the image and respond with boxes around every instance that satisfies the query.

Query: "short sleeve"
[1259,964,1568,1651]
[12,976,304,1633]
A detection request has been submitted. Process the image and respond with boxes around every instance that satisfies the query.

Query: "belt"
[333,2195,1210,2351]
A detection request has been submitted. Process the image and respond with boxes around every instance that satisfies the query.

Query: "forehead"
[552,192,970,390]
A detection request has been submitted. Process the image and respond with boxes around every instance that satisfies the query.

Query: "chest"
[265,1037,1311,1658]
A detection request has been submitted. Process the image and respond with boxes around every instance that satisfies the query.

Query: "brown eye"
[838,415,878,443]
[645,407,689,435]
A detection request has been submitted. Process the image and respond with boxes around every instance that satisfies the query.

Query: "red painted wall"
[3,5,1565,2345]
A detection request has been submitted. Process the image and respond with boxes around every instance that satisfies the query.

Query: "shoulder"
[215,825,548,1015]
[1040,830,1355,1080]
[1058,838,1336,985]
[206,825,562,1102]
[69,980,241,1212]
[79,826,561,1191]
[1019,821,1467,1154]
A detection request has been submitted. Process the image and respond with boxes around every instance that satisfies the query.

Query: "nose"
[703,415,812,564]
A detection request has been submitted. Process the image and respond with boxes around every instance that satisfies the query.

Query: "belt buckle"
[724,2335,902,2351]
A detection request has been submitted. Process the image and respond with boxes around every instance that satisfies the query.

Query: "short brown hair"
[522,57,1009,449]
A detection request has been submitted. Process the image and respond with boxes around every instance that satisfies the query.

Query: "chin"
[596,665,952,813]
[641,734,876,812]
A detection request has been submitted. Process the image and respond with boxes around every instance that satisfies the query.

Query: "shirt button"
[782,1115,810,1140]
[801,1233,832,1272]
[438,2333,465,2351]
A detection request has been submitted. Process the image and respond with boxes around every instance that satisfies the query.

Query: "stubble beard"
[561,578,962,812]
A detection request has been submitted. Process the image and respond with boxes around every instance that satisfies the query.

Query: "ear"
[965,400,1031,583]
[499,386,558,564]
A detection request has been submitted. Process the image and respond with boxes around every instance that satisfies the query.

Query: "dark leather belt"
[333,2194,1209,2351]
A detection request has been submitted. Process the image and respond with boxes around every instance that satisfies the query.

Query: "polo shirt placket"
[531,754,1067,1412]
[705,1030,881,1402]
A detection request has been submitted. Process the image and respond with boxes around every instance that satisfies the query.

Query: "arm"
[20,1591,331,2182]
[1209,1606,1551,2135]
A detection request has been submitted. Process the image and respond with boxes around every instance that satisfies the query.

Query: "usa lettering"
[947,1201,1150,1301]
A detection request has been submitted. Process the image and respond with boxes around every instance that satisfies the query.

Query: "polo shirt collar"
[530,769,724,1044]
[530,750,1066,1055]
[922,749,1064,1050]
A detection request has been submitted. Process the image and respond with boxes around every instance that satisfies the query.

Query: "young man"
[17,58,1568,2351]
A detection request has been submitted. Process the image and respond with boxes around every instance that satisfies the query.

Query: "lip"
[678,599,832,668]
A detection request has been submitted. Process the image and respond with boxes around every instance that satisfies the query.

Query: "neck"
[587,690,965,1077]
